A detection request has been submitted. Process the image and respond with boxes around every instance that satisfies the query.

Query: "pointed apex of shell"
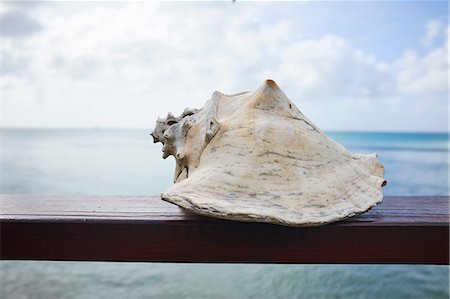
[255,79,280,94]
[254,79,282,95]
[251,79,290,111]
[264,79,279,89]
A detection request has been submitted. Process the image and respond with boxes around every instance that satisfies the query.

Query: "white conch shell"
[152,80,386,227]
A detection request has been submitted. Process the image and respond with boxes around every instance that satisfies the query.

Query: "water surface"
[1,129,448,299]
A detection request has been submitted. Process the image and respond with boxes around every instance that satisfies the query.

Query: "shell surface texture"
[152,80,386,227]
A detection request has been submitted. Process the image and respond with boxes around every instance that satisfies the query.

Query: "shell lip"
[161,192,384,228]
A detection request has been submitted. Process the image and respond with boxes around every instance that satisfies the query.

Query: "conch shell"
[152,80,386,226]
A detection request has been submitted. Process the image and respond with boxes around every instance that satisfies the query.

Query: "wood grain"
[1,195,448,264]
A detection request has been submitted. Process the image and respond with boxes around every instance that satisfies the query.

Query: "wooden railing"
[0,195,448,264]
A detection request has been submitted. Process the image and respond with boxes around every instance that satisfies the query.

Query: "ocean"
[0,129,449,299]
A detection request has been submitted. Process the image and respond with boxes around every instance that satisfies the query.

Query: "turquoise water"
[0,129,449,299]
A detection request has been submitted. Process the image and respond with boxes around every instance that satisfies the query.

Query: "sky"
[1,1,448,132]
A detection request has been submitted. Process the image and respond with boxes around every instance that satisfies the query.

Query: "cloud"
[395,46,448,95]
[421,20,443,47]
[274,34,392,102]
[2,3,448,132]
[271,29,447,105]
[1,11,42,37]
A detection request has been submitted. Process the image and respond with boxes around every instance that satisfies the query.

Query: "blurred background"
[1,1,449,298]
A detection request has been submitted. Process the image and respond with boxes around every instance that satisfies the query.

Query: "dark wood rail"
[0,195,448,264]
